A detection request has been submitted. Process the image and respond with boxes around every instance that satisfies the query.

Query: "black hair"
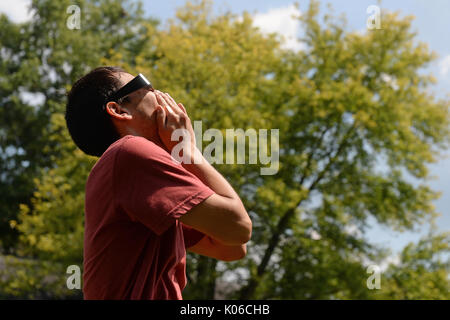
[65,66,128,157]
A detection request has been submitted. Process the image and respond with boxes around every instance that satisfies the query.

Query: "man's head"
[65,66,161,156]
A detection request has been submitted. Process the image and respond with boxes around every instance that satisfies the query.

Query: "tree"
[372,232,450,300]
[133,0,450,299]
[0,0,156,252]
[2,0,449,299]
[0,0,157,297]
[0,114,94,298]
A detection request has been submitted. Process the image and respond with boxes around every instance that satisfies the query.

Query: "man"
[65,66,252,299]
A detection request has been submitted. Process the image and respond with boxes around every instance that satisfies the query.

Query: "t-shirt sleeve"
[114,136,215,235]
[182,223,206,249]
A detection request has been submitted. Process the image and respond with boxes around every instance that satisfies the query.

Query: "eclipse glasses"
[105,73,153,108]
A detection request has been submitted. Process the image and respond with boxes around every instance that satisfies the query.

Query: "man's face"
[115,72,161,142]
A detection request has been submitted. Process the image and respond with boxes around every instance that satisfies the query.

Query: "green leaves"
[1,0,449,299]
[372,233,450,300]
[0,0,156,297]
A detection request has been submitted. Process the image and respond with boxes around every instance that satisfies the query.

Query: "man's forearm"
[182,149,243,202]
[182,148,251,244]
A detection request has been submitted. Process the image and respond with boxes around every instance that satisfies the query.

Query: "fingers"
[165,93,184,114]
[156,91,183,115]
[178,103,187,115]
[153,92,194,153]
[155,91,175,115]
[156,105,166,130]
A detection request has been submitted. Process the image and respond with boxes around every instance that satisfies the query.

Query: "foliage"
[0,0,449,299]
[372,232,450,300]
[0,0,154,251]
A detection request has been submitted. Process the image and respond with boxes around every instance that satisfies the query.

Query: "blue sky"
[1,0,449,255]
[144,0,450,93]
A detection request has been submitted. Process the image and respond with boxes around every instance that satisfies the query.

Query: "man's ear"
[105,101,132,121]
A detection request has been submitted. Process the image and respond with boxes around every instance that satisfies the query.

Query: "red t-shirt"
[83,135,215,300]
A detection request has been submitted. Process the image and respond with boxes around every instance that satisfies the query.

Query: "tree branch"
[239,122,357,299]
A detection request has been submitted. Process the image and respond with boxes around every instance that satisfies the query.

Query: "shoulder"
[111,135,172,166]
[105,135,161,156]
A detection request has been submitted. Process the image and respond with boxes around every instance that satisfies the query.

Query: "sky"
[1,0,449,255]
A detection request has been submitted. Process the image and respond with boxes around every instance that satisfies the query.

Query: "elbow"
[220,245,247,262]
[239,217,252,244]
[216,199,252,246]
[232,201,252,245]
[224,217,252,246]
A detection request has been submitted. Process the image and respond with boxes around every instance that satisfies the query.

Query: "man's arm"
[155,91,252,251]
[180,150,249,259]
[178,148,248,259]
[179,148,251,244]
[187,234,247,262]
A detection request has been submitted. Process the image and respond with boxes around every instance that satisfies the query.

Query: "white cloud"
[310,229,322,240]
[439,55,450,76]
[19,90,45,108]
[361,253,401,274]
[0,0,32,23]
[378,254,401,272]
[380,72,399,90]
[252,4,303,52]
[344,224,362,237]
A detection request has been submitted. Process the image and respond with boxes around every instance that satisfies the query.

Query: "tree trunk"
[239,206,297,299]
[194,256,217,299]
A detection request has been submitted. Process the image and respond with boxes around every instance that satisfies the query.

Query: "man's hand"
[155,91,197,161]
[155,91,251,247]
